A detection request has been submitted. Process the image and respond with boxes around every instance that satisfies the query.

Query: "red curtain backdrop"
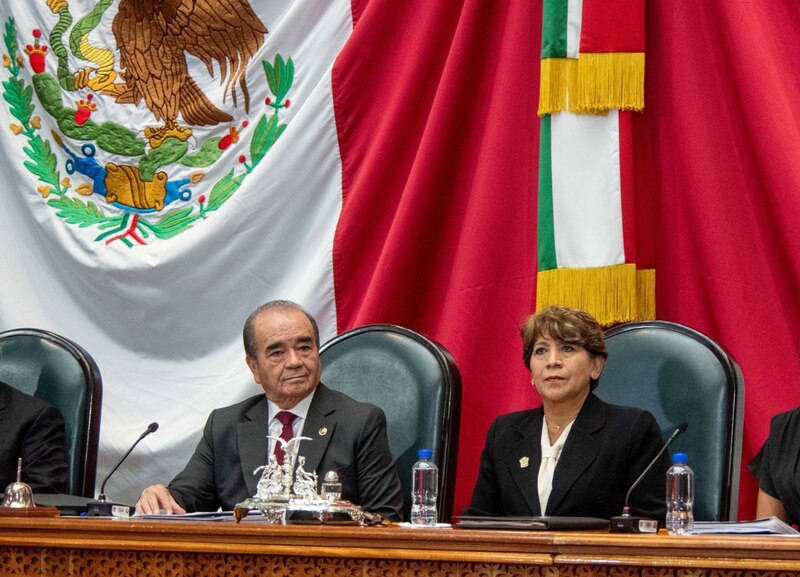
[634,1,800,515]
[333,0,800,518]
[333,0,540,515]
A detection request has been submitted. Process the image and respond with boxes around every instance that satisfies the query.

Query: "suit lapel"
[545,393,604,515]
[237,385,337,495]
[297,384,336,474]
[238,398,269,496]
[509,410,543,515]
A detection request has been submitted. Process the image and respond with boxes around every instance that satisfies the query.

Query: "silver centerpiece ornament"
[234,434,381,525]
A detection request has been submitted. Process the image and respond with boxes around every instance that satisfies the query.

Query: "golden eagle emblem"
[50,0,267,148]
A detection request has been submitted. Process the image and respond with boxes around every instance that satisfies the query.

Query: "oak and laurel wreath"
[2,16,294,247]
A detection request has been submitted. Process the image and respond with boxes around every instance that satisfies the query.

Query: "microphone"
[87,422,159,517]
[609,421,688,533]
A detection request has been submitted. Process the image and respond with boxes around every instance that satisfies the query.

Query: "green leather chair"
[320,324,461,522]
[0,328,102,497]
[596,320,744,521]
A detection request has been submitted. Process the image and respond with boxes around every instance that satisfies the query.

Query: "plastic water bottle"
[665,452,694,535]
[410,449,438,525]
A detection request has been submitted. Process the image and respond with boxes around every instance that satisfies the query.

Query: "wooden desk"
[1,516,799,576]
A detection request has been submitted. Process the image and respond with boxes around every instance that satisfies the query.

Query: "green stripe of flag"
[537,114,557,271]
[541,0,569,59]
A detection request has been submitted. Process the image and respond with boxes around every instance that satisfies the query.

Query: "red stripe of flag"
[332,0,542,513]
[580,0,645,53]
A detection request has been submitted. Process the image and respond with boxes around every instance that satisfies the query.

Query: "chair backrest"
[320,324,461,522]
[596,321,744,521]
[0,328,102,497]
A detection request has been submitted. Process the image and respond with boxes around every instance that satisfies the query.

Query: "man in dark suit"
[0,381,69,493]
[135,300,403,520]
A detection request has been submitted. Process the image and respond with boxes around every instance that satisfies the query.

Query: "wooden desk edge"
[1,518,799,571]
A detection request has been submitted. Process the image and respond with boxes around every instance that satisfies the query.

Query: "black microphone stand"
[609,421,688,533]
[87,422,159,517]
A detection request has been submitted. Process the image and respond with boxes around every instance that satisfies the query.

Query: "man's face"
[245,307,321,409]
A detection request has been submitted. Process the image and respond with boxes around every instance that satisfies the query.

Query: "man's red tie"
[274,411,297,465]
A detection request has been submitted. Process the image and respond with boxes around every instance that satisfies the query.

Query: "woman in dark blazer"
[465,306,669,520]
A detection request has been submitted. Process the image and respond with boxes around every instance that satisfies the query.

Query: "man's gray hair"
[242,300,321,357]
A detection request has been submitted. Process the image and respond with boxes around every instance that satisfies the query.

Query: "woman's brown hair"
[521,305,608,389]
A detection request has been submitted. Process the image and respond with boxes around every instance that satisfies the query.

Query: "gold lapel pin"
[319,427,328,436]
[519,456,529,468]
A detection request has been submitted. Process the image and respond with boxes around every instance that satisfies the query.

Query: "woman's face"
[529,334,604,405]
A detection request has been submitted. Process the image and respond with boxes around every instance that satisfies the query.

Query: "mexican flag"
[0,0,540,511]
[536,0,654,325]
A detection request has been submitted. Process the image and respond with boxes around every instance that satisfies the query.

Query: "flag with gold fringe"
[536,0,654,326]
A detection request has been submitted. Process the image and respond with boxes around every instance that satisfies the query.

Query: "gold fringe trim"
[538,58,570,117]
[535,264,655,327]
[538,52,645,116]
[635,267,656,321]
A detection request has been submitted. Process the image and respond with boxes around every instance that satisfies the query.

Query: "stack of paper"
[693,517,799,535]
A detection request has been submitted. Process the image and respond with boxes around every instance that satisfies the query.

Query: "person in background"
[464,305,669,520]
[0,380,68,493]
[749,406,800,526]
[135,299,402,520]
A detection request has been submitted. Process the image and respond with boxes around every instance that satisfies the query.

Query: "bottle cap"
[418,449,433,459]
[672,452,688,463]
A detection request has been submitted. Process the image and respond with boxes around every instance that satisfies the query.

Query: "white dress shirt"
[538,417,575,514]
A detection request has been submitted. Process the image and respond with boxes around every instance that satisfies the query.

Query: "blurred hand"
[135,483,186,515]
